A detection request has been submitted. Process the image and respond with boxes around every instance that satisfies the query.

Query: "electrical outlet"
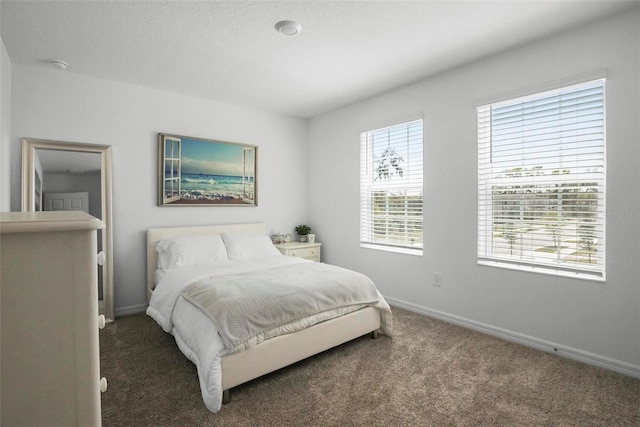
[434,272,442,287]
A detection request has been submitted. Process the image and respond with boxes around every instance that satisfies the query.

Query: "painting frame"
[157,133,258,207]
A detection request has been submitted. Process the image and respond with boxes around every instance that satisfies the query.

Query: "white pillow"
[222,232,282,260]
[156,234,228,270]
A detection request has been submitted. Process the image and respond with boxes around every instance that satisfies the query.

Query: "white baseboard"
[114,303,148,317]
[385,296,640,379]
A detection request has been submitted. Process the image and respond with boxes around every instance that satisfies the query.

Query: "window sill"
[477,259,605,283]
[361,243,422,256]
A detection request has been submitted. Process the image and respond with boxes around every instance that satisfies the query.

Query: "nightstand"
[275,242,322,262]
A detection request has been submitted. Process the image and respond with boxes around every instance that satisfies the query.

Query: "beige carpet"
[100,307,640,426]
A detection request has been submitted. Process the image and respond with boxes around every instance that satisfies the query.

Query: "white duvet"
[146,255,392,413]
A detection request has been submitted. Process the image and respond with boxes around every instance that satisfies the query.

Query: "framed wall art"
[158,133,257,206]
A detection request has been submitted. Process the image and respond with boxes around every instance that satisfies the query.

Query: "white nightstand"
[275,242,322,262]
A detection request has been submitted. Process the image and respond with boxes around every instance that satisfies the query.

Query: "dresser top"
[0,211,105,233]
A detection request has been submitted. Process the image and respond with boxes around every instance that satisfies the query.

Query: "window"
[162,135,182,204]
[477,79,605,280]
[242,147,256,204]
[360,119,423,254]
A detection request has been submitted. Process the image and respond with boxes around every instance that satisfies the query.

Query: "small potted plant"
[295,224,312,242]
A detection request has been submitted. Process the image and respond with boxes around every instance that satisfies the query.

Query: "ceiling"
[36,148,101,175]
[1,1,637,119]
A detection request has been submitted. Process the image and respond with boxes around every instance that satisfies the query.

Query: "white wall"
[308,10,640,373]
[0,9,6,417]
[0,35,11,211]
[10,67,309,314]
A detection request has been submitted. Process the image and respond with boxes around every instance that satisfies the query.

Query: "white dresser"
[275,241,322,262]
[0,211,105,426]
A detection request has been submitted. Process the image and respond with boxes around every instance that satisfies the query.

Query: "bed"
[146,222,392,412]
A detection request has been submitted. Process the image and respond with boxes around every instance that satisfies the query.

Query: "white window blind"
[477,79,605,280]
[360,119,423,254]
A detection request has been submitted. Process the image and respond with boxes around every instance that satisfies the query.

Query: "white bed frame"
[146,222,381,403]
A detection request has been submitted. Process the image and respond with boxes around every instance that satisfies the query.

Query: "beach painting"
[158,133,257,206]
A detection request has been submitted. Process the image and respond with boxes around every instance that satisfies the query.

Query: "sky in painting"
[180,138,245,177]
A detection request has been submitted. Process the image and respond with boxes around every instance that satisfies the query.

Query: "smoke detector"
[275,20,302,36]
[48,59,69,70]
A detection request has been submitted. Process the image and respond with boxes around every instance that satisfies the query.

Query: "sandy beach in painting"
[171,173,254,204]
[169,198,249,205]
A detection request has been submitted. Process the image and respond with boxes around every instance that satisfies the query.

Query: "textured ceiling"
[36,149,102,175]
[1,1,637,119]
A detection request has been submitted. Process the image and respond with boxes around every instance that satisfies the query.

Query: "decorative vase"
[299,235,308,242]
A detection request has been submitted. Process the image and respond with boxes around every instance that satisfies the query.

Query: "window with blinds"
[477,79,605,280]
[360,119,423,254]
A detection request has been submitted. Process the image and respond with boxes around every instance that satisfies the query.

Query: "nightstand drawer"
[289,247,320,261]
[275,242,322,262]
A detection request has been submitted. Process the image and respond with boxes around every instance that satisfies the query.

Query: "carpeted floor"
[100,306,640,426]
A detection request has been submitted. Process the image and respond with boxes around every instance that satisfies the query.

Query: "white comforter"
[146,255,392,413]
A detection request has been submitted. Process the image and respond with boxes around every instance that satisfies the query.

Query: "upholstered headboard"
[146,222,267,302]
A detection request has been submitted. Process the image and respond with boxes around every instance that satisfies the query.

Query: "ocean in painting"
[180,173,253,201]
